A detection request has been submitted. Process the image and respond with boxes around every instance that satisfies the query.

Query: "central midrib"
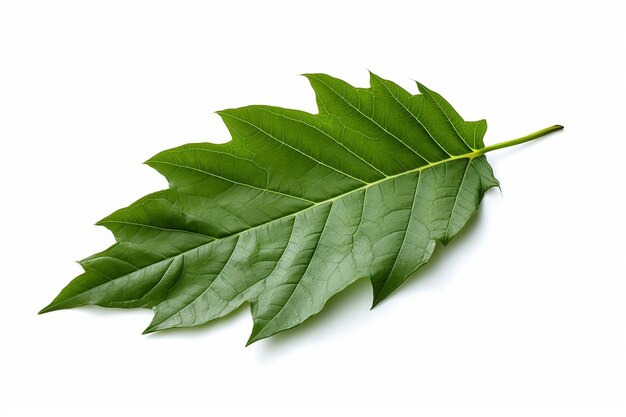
[136,149,482,265]
[46,148,484,312]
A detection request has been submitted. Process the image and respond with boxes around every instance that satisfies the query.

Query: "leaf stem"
[478,124,564,155]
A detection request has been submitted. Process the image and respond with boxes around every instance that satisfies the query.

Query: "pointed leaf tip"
[39,300,63,315]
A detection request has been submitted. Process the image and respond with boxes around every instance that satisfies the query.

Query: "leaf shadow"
[251,277,373,357]
[387,199,488,294]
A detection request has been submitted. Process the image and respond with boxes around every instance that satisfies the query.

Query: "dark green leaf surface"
[41,73,558,344]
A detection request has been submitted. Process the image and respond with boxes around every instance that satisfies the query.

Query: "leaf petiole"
[478,125,564,156]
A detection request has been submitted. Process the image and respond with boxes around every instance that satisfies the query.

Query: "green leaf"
[40,72,562,344]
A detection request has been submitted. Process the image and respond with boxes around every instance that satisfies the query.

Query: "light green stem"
[478,124,564,155]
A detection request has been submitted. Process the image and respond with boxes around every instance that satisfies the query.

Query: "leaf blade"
[42,73,501,343]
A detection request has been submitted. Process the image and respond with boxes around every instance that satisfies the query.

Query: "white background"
[1,0,625,415]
